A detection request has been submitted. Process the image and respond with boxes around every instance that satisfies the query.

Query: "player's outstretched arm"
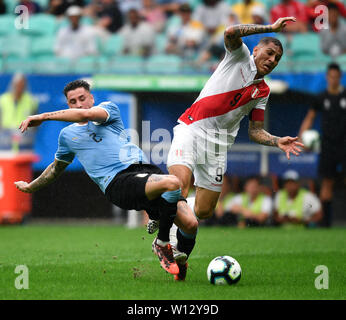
[224,16,296,51]
[248,120,304,160]
[19,108,108,133]
[14,159,69,193]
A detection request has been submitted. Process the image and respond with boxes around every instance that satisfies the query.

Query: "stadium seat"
[102,34,124,56]
[0,14,19,36]
[5,0,16,14]
[35,0,50,10]
[30,36,55,58]
[72,56,98,74]
[33,56,72,74]
[145,54,182,74]
[0,35,31,58]
[290,33,320,58]
[335,55,346,68]
[98,55,144,74]
[155,34,167,54]
[291,53,331,73]
[2,56,35,73]
[21,14,57,37]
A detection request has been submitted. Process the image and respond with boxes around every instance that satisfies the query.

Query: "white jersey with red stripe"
[178,43,270,151]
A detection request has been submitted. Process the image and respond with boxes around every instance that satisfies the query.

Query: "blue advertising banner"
[268,152,319,178]
[226,152,261,176]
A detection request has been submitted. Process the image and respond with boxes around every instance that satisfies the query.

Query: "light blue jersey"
[55,101,148,193]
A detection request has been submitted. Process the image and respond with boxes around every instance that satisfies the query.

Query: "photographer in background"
[273,170,322,228]
[299,63,346,227]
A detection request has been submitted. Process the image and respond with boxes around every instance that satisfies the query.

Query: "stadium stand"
[0,0,344,74]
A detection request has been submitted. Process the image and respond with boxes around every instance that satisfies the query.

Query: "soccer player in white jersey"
[149,17,305,281]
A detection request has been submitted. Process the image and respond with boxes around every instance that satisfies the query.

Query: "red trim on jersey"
[179,80,270,125]
[249,108,264,121]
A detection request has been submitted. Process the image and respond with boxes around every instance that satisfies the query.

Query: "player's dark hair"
[258,37,283,53]
[327,62,341,74]
[246,175,261,184]
[63,79,90,97]
[327,3,339,11]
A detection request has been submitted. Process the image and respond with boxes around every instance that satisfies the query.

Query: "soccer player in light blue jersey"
[14,79,192,277]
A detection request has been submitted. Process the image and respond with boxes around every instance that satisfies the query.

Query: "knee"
[182,218,199,234]
[163,175,182,191]
[195,206,214,220]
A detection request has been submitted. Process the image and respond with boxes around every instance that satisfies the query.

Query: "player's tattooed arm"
[248,121,279,147]
[224,17,296,52]
[14,159,69,193]
[19,108,108,132]
[249,120,304,160]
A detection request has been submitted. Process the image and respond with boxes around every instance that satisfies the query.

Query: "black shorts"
[105,163,165,220]
[319,138,346,178]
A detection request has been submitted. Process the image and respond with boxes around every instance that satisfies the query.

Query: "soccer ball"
[207,256,241,285]
[301,130,320,152]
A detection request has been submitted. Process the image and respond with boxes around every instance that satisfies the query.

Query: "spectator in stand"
[94,0,123,33]
[0,0,6,14]
[320,3,346,57]
[54,6,98,59]
[140,0,166,33]
[118,0,143,15]
[273,170,322,228]
[232,0,265,24]
[227,176,272,228]
[243,5,276,52]
[156,0,185,17]
[19,0,42,14]
[195,9,238,70]
[0,74,38,150]
[270,0,309,33]
[119,8,156,57]
[193,0,230,35]
[165,3,205,59]
[47,0,85,17]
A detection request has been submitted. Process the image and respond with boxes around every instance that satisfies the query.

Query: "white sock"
[169,224,178,247]
[186,197,195,212]
[186,196,199,220]
[157,239,170,247]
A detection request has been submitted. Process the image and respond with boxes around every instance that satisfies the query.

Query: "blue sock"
[161,189,181,203]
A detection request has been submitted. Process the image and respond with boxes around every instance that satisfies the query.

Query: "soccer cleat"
[172,246,188,263]
[174,262,188,281]
[172,246,188,281]
[152,238,179,275]
[147,219,159,234]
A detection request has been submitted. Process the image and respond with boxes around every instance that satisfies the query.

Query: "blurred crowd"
[1,0,345,70]
[204,170,324,228]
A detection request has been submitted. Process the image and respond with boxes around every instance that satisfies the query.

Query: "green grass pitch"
[0,225,345,300]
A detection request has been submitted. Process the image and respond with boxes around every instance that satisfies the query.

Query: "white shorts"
[167,124,227,192]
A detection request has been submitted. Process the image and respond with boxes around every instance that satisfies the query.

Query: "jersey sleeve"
[249,96,269,122]
[93,101,121,125]
[55,130,75,164]
[224,42,251,63]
